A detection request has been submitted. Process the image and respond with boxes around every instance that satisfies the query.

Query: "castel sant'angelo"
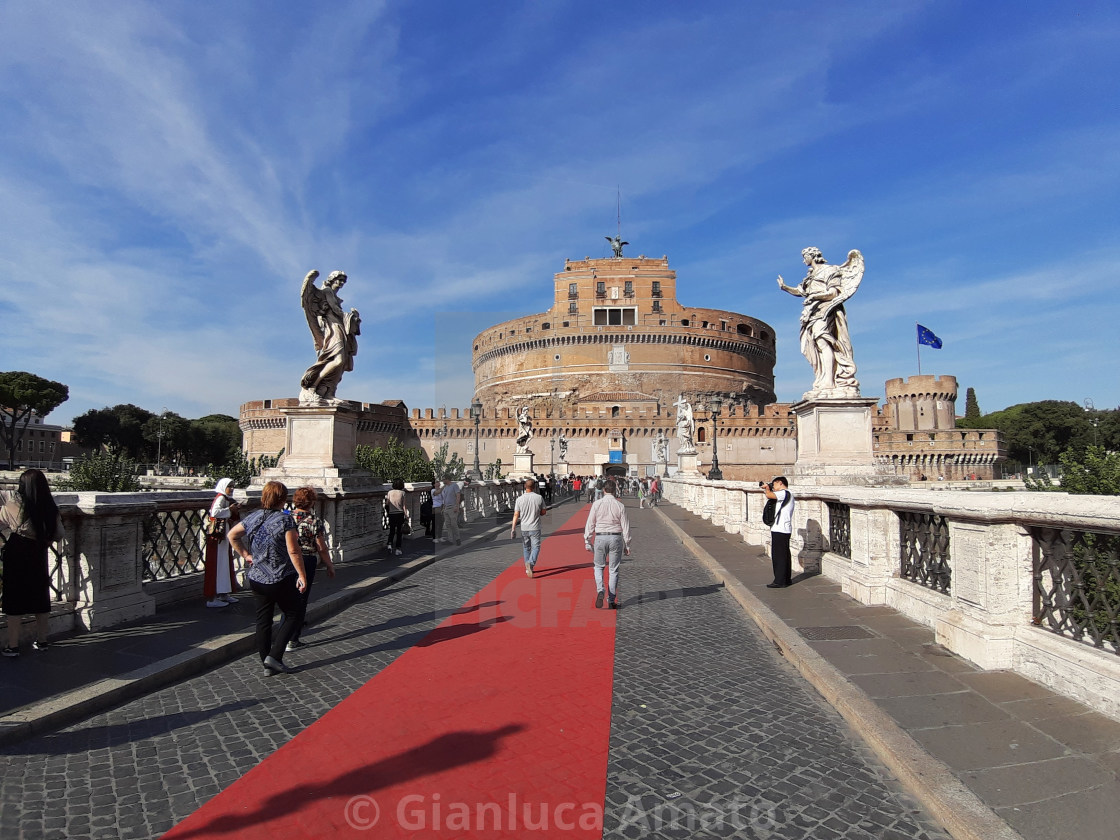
[240,246,1004,482]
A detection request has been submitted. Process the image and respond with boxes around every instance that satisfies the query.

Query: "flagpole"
[916,323,922,375]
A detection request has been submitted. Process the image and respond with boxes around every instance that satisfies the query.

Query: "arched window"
[697,427,707,443]
[611,406,620,418]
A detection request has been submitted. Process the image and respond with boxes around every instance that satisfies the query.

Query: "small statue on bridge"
[673,394,696,455]
[515,406,534,453]
[777,248,864,400]
[299,270,361,405]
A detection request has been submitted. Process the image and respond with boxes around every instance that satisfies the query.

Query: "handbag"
[205,515,227,538]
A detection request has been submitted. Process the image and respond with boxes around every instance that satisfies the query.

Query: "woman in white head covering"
[203,477,241,607]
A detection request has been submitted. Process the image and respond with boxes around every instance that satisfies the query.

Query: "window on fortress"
[681,319,690,326]
[593,307,636,326]
[652,300,661,312]
[562,321,570,327]
[596,281,606,296]
[612,406,620,418]
[569,302,578,314]
[569,283,578,298]
[542,323,550,329]
[702,321,708,328]
[737,324,752,336]
[624,281,633,296]
[651,281,661,297]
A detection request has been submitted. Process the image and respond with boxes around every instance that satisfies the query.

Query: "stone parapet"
[663,476,1120,721]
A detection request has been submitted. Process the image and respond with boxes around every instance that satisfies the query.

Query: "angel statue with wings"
[515,406,534,453]
[672,394,696,455]
[299,270,361,405]
[605,235,628,258]
[777,248,865,400]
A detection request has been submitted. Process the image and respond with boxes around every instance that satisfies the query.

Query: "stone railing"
[663,476,1120,720]
[0,478,522,639]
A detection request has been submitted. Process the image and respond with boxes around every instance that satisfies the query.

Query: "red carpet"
[162,504,615,839]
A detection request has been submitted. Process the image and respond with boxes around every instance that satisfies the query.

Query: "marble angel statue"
[299,270,361,405]
[777,248,864,399]
[515,406,534,453]
[673,394,696,454]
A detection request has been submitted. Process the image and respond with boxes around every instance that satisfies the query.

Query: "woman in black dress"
[2,469,64,658]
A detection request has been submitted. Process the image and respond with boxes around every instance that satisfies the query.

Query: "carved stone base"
[255,402,380,493]
[677,452,702,475]
[791,397,906,487]
[511,451,535,478]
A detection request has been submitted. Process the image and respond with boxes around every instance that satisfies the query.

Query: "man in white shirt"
[441,479,462,546]
[583,479,631,609]
[430,480,444,541]
[510,478,547,578]
[762,476,795,588]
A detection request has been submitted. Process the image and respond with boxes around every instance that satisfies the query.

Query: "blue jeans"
[521,530,542,569]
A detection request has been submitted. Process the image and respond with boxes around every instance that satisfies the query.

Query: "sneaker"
[609,600,619,610]
[595,591,604,609]
[206,599,230,608]
[525,562,533,578]
[286,639,305,651]
[219,594,237,604]
[32,640,51,651]
[394,549,403,556]
[1,647,18,658]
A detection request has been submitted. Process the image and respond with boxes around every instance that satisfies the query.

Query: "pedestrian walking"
[430,480,444,542]
[441,478,462,546]
[282,486,336,650]
[510,477,547,578]
[203,477,241,608]
[385,478,407,556]
[228,481,308,676]
[583,479,631,609]
[762,476,795,588]
[637,479,647,509]
[1,469,65,657]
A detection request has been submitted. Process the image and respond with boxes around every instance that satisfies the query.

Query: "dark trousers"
[251,576,302,662]
[387,512,406,550]
[278,558,318,645]
[771,531,792,586]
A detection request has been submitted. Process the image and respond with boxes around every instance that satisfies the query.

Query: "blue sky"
[2,1,1118,424]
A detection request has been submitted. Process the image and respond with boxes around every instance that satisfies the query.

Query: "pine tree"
[964,387,981,424]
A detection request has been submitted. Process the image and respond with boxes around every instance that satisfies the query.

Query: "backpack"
[762,491,791,527]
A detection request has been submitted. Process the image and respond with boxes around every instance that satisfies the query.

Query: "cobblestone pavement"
[0,530,527,840]
[0,500,951,840]
[602,502,951,840]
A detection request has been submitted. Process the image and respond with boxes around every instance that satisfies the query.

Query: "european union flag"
[917,324,943,349]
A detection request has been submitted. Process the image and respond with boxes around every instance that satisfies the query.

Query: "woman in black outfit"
[2,469,65,658]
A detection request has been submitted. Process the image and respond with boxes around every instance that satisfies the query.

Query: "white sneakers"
[205,599,229,608]
[394,549,403,556]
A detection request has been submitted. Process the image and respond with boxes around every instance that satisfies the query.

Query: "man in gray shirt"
[511,478,547,577]
[583,479,631,609]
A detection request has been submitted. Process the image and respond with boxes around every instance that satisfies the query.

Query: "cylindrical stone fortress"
[472,256,777,414]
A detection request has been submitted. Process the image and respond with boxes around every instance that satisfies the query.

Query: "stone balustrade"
[0,479,522,640]
[663,476,1120,720]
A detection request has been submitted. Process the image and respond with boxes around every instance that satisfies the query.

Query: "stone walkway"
[2,496,1116,839]
[655,501,1120,840]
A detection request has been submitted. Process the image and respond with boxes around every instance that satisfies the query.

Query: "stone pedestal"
[791,397,905,487]
[676,450,701,475]
[511,451,535,478]
[72,494,157,630]
[257,402,379,493]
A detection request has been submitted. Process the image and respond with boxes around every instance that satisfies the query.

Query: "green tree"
[965,400,1095,467]
[963,387,981,425]
[0,371,70,468]
[355,437,434,483]
[57,452,141,492]
[428,442,466,482]
[142,411,191,468]
[73,404,154,459]
[1055,446,1120,496]
[187,414,242,466]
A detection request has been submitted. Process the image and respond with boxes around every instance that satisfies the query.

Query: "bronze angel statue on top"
[777,248,864,400]
[299,270,361,405]
[606,235,628,258]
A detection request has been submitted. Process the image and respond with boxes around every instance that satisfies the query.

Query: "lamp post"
[470,398,483,480]
[156,407,166,474]
[708,395,723,480]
